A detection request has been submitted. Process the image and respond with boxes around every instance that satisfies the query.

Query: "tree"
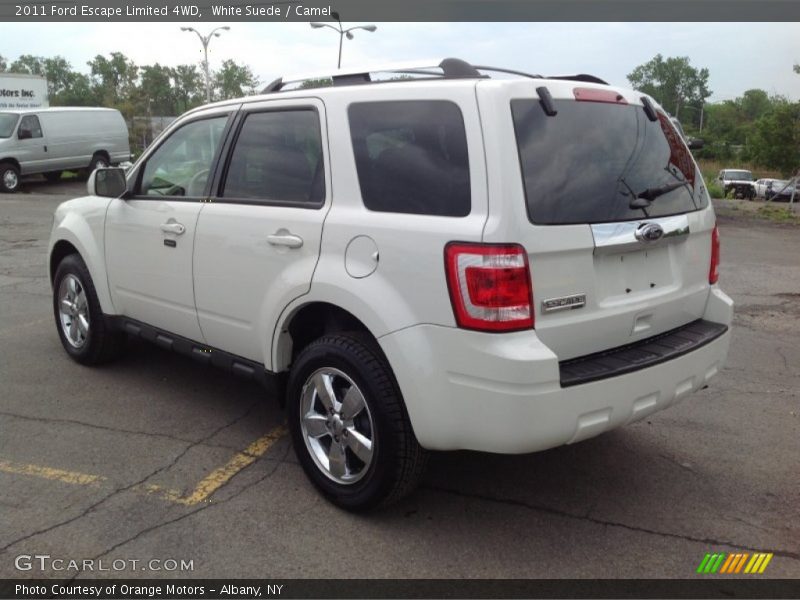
[749,102,800,176]
[88,52,138,106]
[627,54,711,121]
[213,60,259,100]
[171,64,203,113]
[9,54,45,76]
[42,56,74,97]
[52,72,99,106]
[0,55,6,72]
[138,63,175,115]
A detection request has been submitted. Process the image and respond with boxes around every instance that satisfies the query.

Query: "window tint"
[222,109,324,204]
[19,115,42,138]
[349,101,470,217]
[139,116,228,197]
[511,99,706,225]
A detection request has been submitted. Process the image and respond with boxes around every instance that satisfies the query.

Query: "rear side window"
[222,109,324,205]
[511,99,706,225]
[348,101,470,217]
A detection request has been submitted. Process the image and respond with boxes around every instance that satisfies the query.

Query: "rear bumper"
[379,288,733,453]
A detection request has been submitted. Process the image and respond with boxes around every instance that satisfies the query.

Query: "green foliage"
[706,179,724,199]
[627,54,711,122]
[298,78,333,89]
[213,59,259,100]
[749,102,800,176]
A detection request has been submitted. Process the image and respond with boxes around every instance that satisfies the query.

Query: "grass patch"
[757,203,800,224]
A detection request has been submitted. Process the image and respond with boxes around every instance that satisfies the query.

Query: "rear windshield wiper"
[629,180,688,209]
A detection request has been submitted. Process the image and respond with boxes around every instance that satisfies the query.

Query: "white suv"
[48,59,733,511]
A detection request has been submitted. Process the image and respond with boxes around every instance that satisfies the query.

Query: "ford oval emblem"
[635,222,664,242]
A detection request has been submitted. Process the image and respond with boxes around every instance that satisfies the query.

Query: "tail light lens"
[444,242,534,332]
[709,225,720,284]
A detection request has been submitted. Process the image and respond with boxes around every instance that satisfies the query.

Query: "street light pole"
[180,26,230,103]
[310,13,377,69]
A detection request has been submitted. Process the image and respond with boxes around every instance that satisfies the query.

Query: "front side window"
[139,116,228,197]
[348,101,471,217]
[222,109,324,205]
[19,115,42,139]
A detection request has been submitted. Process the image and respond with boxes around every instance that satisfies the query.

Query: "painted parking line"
[0,459,106,486]
[0,425,288,505]
[178,425,287,506]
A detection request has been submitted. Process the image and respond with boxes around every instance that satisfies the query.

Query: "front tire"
[0,162,20,193]
[53,254,125,365]
[287,333,427,511]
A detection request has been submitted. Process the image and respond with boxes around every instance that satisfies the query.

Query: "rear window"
[348,101,470,217]
[723,170,752,181]
[511,98,706,225]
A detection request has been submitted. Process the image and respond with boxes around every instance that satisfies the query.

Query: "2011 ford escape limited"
[48,59,733,511]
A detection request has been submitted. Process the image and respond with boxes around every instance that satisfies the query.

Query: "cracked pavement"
[0,182,798,579]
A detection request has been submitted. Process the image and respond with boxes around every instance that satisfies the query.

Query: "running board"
[105,316,286,401]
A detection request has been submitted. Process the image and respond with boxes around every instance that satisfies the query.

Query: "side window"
[348,100,470,217]
[19,115,42,139]
[139,116,228,197]
[222,109,324,205]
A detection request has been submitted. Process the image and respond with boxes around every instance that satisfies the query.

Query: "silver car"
[0,107,130,193]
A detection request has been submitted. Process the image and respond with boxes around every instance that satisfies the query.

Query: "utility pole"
[310,13,376,69]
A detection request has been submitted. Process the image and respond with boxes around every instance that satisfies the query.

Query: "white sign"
[0,74,49,109]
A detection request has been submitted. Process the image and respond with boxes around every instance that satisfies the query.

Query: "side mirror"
[18,128,32,140]
[687,138,704,150]
[88,167,127,198]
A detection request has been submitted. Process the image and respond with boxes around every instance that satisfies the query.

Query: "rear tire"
[87,153,110,174]
[53,254,125,365]
[287,332,427,511]
[0,162,20,193]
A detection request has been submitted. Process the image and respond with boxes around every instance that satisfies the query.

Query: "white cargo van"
[0,107,130,192]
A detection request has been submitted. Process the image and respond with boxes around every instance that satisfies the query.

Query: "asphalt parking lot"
[0,179,798,579]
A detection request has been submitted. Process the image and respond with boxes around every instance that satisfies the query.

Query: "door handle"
[267,231,303,249]
[160,222,186,235]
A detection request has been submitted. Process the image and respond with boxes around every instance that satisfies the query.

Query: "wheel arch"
[49,219,115,315]
[0,157,21,172]
[272,300,378,374]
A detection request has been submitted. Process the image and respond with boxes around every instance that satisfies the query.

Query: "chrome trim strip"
[591,214,690,255]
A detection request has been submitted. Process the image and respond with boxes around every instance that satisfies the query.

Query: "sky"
[1,22,799,101]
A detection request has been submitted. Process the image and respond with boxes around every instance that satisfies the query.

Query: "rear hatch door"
[478,79,716,360]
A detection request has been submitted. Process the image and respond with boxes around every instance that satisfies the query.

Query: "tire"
[287,332,427,511]
[52,253,125,365]
[44,171,62,183]
[0,162,20,193]
[88,153,110,172]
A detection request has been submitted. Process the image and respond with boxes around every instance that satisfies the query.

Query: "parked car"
[754,178,779,199]
[0,107,130,193]
[762,179,798,202]
[47,58,733,511]
[717,169,755,199]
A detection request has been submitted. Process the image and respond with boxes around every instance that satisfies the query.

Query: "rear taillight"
[709,225,720,284]
[444,243,534,332]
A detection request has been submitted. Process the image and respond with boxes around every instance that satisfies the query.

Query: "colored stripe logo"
[697,552,773,574]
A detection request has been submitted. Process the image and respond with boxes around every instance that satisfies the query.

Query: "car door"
[15,114,50,174]
[105,107,235,341]
[193,98,330,365]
